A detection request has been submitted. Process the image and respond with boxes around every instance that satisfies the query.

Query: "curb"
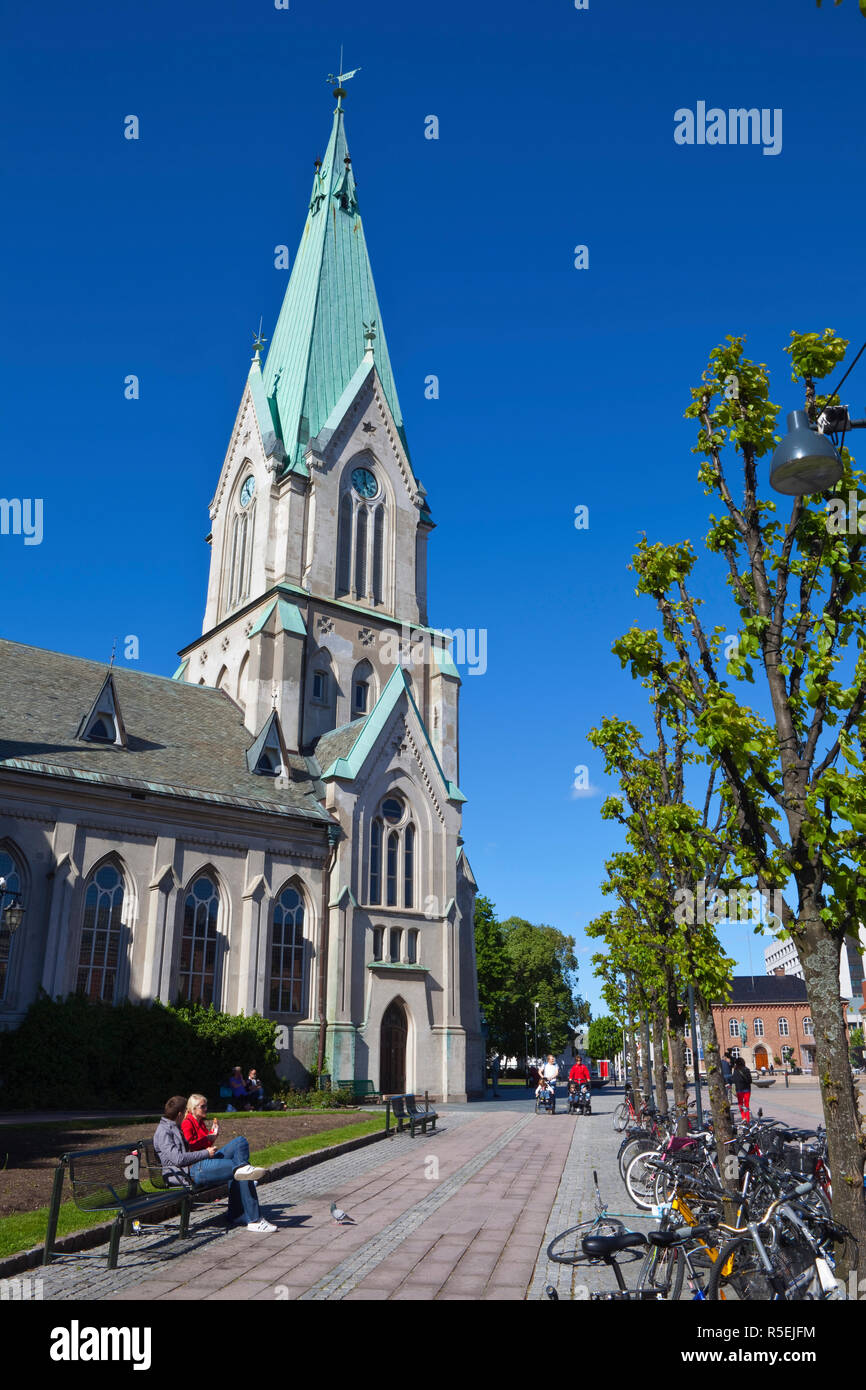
[0,1122,391,1279]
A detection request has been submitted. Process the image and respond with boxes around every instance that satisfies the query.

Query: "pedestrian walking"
[732,1057,752,1123]
[490,1053,501,1097]
[720,1051,734,1104]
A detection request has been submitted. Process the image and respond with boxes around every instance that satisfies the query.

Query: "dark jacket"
[153,1116,203,1182]
[720,1057,733,1084]
[732,1064,752,1092]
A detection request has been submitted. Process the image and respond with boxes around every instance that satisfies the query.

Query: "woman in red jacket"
[182,1094,219,1150]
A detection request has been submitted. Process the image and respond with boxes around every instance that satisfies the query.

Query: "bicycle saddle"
[582,1231,647,1258]
[647,1225,712,1248]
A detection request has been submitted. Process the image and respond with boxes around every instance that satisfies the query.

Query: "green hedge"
[0,993,280,1111]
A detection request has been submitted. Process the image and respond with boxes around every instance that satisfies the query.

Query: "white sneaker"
[240,1219,277,1233]
[233,1164,266,1181]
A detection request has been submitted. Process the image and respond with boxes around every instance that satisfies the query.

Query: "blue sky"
[3,0,865,1013]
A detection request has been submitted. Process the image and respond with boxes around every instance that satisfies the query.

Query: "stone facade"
[0,94,482,1101]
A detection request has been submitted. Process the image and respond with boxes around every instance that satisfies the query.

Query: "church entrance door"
[380,1000,407,1094]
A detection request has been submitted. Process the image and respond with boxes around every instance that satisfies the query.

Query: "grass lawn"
[0,1112,387,1262]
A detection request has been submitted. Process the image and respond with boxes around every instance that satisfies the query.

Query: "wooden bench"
[390,1093,439,1138]
[336,1078,381,1103]
[43,1140,226,1271]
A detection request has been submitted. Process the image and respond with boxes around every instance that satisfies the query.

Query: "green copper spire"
[262,89,407,470]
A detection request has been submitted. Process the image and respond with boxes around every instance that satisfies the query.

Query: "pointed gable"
[246,710,289,776]
[262,100,406,471]
[76,672,127,747]
[318,666,465,803]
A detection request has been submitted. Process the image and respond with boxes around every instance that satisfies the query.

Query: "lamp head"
[770,410,843,496]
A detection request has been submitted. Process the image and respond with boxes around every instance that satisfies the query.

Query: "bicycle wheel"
[546,1217,626,1265]
[625,1149,663,1210]
[613,1103,631,1133]
[636,1241,685,1300]
[708,1224,823,1301]
[618,1135,656,1180]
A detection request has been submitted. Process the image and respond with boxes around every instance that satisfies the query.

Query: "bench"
[390,1093,439,1138]
[336,1078,381,1103]
[43,1140,226,1271]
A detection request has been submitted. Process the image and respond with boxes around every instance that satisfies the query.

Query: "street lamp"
[770,411,844,495]
[533,1002,539,1063]
[0,877,24,934]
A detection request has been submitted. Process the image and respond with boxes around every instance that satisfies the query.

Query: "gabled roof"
[726,975,809,1005]
[76,671,127,747]
[0,639,330,823]
[315,666,465,803]
[248,597,306,638]
[246,710,289,775]
[261,102,406,471]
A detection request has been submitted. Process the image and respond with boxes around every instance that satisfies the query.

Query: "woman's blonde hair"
[186,1093,207,1115]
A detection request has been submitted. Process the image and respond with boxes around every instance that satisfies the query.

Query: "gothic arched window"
[270,883,306,1014]
[77,861,127,1002]
[0,846,24,1002]
[367,795,418,910]
[225,471,257,613]
[352,659,375,718]
[179,874,221,1005]
[336,461,386,606]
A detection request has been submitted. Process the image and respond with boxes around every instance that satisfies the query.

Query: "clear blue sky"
[3,0,865,1014]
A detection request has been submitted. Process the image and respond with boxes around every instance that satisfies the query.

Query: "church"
[0,79,483,1101]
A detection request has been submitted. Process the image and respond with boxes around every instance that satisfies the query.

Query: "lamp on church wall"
[0,876,25,933]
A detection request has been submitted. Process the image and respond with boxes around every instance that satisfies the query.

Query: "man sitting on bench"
[152,1095,276,1233]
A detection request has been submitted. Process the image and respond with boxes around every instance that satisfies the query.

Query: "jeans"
[188,1135,261,1224]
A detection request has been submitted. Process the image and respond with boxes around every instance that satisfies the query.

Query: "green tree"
[499,918,583,1060]
[816,1,866,14]
[586,1016,623,1061]
[474,895,509,1049]
[612,329,866,1265]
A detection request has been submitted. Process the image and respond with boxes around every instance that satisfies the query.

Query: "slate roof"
[726,975,809,1005]
[0,639,331,823]
[309,717,367,769]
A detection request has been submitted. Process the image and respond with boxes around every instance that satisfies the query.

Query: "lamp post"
[524,1022,530,1073]
[687,982,704,1129]
[533,1002,539,1064]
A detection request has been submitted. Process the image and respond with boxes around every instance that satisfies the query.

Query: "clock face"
[351,467,378,500]
[240,475,255,508]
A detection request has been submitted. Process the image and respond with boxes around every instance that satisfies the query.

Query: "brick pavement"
[32,1087,642,1302]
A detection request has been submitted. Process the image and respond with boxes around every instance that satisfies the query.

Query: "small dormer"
[246,710,289,776]
[77,673,127,748]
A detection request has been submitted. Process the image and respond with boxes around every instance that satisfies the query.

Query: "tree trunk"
[695,996,735,1155]
[667,1019,689,1136]
[797,916,866,1279]
[652,1007,667,1117]
[626,1014,642,1108]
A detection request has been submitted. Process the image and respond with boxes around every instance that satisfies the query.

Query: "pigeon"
[330,1201,354,1225]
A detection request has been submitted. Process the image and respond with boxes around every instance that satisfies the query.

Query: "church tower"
[174,75,480,1099]
[176,77,459,786]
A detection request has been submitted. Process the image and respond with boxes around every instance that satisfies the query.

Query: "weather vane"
[252,316,267,357]
[327,47,360,107]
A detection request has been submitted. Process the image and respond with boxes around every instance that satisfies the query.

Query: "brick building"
[712,975,815,1072]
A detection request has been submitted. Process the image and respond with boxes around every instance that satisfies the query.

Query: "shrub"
[0,992,281,1111]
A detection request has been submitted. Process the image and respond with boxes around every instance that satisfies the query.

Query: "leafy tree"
[474,895,509,1049]
[586,1016,623,1061]
[611,329,866,1265]
[816,1,866,14]
[498,918,583,1060]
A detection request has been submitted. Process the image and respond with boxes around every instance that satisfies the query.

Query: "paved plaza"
[30,1080,833,1302]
